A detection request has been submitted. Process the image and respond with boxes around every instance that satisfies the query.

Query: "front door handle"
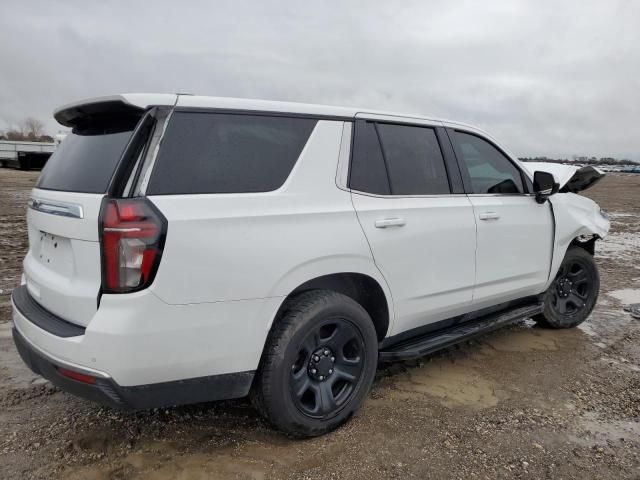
[479,211,500,221]
[375,218,406,228]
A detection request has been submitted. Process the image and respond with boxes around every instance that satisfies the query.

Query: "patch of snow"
[597,232,640,260]
[608,289,640,304]
[607,212,635,219]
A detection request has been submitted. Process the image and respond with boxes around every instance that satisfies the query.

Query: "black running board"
[378,303,543,362]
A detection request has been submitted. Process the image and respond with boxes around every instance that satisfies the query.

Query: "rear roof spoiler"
[54,94,178,128]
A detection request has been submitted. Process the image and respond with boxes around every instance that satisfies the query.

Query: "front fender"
[546,193,610,288]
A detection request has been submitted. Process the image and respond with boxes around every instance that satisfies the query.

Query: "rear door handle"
[375,218,406,228]
[478,211,500,221]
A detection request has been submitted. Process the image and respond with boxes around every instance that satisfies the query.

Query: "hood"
[524,162,605,193]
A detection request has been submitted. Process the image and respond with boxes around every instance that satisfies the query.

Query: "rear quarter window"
[146,112,317,195]
[36,117,139,193]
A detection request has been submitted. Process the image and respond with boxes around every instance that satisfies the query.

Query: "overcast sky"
[1,0,639,160]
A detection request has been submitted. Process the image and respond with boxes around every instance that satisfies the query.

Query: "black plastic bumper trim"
[11,285,86,338]
[12,327,255,410]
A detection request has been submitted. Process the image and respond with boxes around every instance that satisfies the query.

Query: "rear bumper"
[11,286,262,409]
[12,326,254,410]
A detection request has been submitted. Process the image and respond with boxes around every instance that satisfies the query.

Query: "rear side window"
[147,112,317,195]
[36,117,139,193]
[349,121,390,195]
[376,123,450,195]
[349,121,450,195]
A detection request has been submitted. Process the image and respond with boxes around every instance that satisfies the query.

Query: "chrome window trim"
[349,190,536,200]
[349,189,461,199]
[28,198,84,219]
[136,107,174,195]
[466,193,536,198]
[335,121,352,191]
[356,112,443,128]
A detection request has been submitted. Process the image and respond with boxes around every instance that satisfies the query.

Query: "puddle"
[599,356,640,372]
[483,328,561,352]
[391,362,499,409]
[572,412,640,446]
[64,433,305,480]
[65,452,269,480]
[608,289,640,305]
[123,452,269,480]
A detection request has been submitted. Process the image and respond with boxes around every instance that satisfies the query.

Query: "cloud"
[0,0,638,159]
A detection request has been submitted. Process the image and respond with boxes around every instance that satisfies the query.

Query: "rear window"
[37,117,138,193]
[146,112,317,195]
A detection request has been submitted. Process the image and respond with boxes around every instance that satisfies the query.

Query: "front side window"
[454,131,524,194]
[147,112,317,194]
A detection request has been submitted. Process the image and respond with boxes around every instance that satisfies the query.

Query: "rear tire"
[534,246,599,329]
[252,290,378,437]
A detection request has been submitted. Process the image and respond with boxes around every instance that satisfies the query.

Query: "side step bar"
[378,303,544,362]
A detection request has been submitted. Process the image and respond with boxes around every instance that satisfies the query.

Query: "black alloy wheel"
[549,258,594,317]
[289,318,365,419]
[535,246,600,329]
[252,290,378,437]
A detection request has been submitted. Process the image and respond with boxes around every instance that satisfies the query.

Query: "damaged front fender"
[545,192,610,288]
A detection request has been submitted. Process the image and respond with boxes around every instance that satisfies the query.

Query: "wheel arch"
[270,271,393,343]
[570,234,599,256]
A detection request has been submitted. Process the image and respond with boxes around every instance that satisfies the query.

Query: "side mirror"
[533,171,559,204]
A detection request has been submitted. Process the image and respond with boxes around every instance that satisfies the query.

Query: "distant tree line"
[519,156,639,166]
[0,118,53,143]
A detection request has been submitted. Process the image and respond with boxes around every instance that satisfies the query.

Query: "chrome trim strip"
[335,121,352,190]
[103,227,141,233]
[28,198,84,219]
[350,190,466,199]
[137,105,175,195]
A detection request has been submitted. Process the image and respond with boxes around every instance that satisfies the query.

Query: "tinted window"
[349,121,390,195]
[37,118,138,193]
[376,123,450,195]
[454,132,524,194]
[147,112,316,194]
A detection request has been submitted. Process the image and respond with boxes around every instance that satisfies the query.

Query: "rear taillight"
[99,198,167,293]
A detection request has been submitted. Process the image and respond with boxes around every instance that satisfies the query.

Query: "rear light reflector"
[57,367,97,385]
[99,198,167,293]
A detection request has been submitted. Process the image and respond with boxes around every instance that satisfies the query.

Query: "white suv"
[12,94,609,437]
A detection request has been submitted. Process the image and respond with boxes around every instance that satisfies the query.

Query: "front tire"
[252,290,378,437]
[534,246,600,329]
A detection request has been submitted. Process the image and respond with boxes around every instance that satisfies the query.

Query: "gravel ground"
[0,169,638,479]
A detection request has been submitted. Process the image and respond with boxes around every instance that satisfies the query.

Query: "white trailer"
[0,140,56,169]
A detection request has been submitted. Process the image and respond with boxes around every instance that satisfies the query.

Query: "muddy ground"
[0,169,638,479]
